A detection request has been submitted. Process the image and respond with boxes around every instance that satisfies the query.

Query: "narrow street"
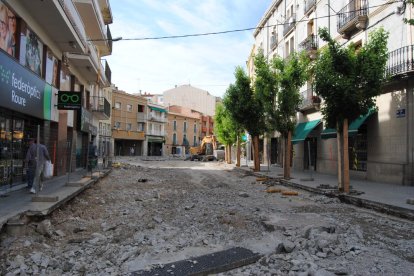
[1,158,413,275]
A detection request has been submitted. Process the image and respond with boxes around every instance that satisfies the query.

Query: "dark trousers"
[27,166,35,188]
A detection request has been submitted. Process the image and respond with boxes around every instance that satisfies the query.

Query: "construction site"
[0,158,413,275]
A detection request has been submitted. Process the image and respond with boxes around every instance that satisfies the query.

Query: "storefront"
[0,49,55,188]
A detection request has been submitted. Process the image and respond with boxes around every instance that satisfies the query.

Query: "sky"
[106,0,272,98]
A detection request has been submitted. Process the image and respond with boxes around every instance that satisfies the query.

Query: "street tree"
[214,103,241,164]
[224,66,266,171]
[314,27,388,193]
[271,52,309,179]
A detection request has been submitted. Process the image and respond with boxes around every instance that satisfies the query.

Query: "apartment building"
[0,0,114,189]
[163,84,217,117]
[165,106,201,156]
[112,90,147,156]
[250,0,414,185]
[146,103,167,156]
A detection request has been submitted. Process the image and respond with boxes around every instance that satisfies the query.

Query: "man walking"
[25,138,51,194]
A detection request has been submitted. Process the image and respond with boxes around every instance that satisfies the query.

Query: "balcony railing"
[299,88,314,110]
[104,60,112,84]
[147,130,165,136]
[90,96,111,119]
[283,14,296,36]
[58,0,87,48]
[337,0,368,33]
[137,112,147,122]
[386,45,414,77]
[304,0,316,15]
[299,34,318,52]
[107,26,113,54]
[149,114,166,123]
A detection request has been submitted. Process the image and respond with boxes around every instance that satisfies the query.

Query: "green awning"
[149,106,167,113]
[321,109,376,139]
[147,136,165,143]
[292,119,321,144]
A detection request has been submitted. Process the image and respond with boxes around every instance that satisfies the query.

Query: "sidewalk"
[0,168,111,231]
[236,160,414,220]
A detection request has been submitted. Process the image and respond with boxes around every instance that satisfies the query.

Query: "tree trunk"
[337,123,343,191]
[224,144,228,163]
[236,136,241,167]
[227,145,232,164]
[253,135,260,171]
[343,118,350,193]
[284,131,292,179]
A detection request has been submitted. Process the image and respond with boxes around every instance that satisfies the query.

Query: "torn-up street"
[1,159,413,275]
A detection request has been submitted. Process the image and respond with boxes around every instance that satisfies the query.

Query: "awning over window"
[292,119,321,144]
[321,109,376,139]
[147,136,165,143]
[149,106,167,113]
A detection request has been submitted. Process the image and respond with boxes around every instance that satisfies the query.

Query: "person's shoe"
[30,188,36,194]
[39,184,43,191]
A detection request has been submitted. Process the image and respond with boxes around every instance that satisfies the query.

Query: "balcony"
[202,126,207,133]
[386,45,414,78]
[98,0,113,24]
[99,59,112,86]
[337,0,368,39]
[147,130,165,137]
[299,88,320,112]
[304,0,316,15]
[74,0,112,56]
[283,14,296,36]
[149,114,166,123]
[299,34,318,59]
[90,96,111,119]
[137,112,147,122]
[66,41,99,82]
[16,0,87,53]
[112,129,145,140]
[99,128,112,137]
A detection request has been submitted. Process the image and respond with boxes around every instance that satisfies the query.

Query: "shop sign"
[57,91,82,110]
[80,107,97,135]
[0,50,51,120]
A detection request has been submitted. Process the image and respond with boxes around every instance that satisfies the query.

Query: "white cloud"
[107,1,271,97]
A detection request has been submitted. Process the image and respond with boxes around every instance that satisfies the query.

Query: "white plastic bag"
[44,161,54,178]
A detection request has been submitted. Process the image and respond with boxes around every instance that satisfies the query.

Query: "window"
[127,104,132,112]
[138,104,144,112]
[194,123,197,133]
[114,122,121,129]
[183,134,187,144]
[193,136,197,146]
[183,121,187,132]
[173,133,177,145]
[138,122,145,131]
[173,120,177,131]
[115,102,121,109]
[126,123,132,131]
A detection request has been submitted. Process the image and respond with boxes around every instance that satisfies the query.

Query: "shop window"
[349,124,367,171]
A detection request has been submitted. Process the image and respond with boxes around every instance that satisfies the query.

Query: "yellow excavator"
[189,135,217,161]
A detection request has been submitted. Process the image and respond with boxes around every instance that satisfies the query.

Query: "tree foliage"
[214,103,239,146]
[253,50,278,131]
[223,66,266,138]
[314,27,389,130]
[272,52,309,137]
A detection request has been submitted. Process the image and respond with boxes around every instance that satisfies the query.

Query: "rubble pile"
[0,159,413,275]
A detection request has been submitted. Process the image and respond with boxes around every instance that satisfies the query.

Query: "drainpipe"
[328,0,331,35]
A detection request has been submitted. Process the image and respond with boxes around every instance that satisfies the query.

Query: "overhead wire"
[110,1,403,42]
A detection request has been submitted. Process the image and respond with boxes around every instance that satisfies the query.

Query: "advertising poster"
[0,2,17,56]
